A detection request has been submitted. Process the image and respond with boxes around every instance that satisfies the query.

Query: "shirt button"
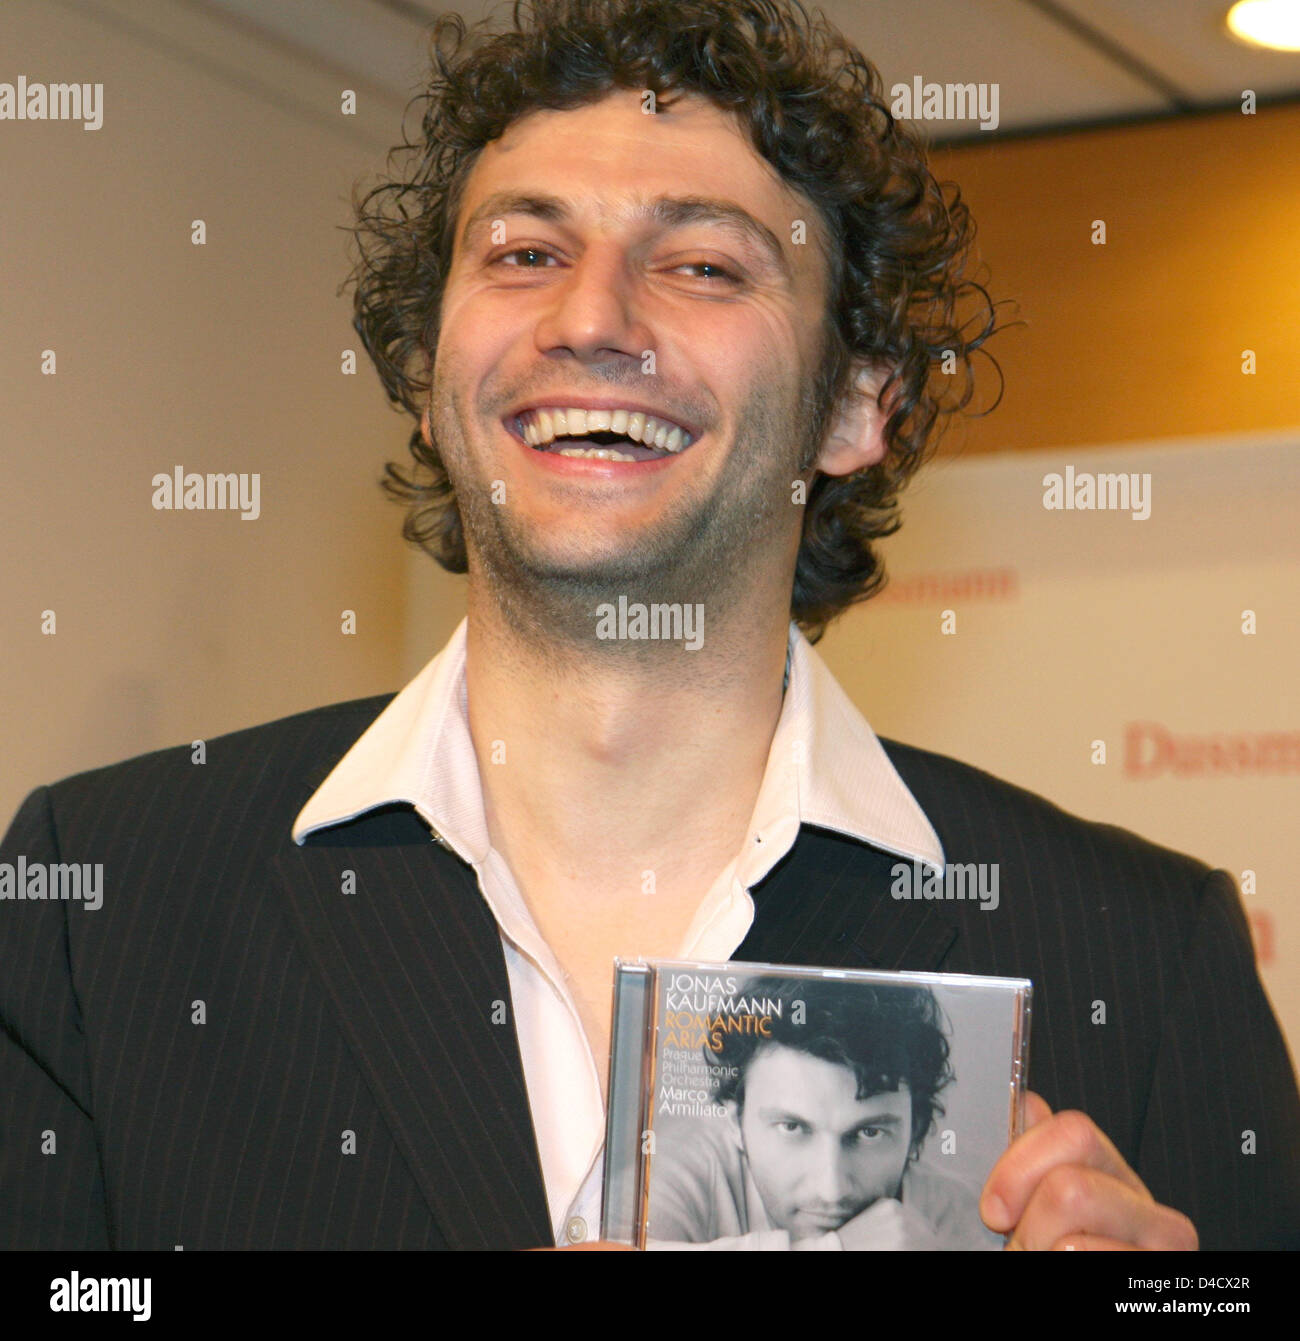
[565,1216,588,1244]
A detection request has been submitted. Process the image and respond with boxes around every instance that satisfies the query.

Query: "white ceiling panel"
[189,0,1300,144]
[1056,0,1300,100]
[817,0,1171,131]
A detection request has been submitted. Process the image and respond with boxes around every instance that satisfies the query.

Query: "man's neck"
[463,587,791,914]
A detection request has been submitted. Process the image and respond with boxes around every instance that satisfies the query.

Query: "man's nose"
[531,247,651,364]
[800,1136,854,1203]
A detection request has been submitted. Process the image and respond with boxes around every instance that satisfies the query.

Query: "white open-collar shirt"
[293,616,944,1245]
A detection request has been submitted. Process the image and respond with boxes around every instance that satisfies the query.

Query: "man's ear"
[812,361,895,478]
[420,407,433,448]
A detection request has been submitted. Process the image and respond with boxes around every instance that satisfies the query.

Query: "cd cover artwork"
[602,959,1032,1250]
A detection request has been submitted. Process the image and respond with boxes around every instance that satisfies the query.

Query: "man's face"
[737,1044,914,1240]
[429,87,833,625]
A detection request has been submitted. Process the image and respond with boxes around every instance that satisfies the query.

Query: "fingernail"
[981,1193,1010,1229]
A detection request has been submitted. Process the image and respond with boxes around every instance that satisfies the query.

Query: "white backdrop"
[815,430,1299,1065]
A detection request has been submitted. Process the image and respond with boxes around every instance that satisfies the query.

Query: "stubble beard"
[429,379,821,660]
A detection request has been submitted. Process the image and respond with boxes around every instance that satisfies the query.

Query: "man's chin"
[487,534,708,604]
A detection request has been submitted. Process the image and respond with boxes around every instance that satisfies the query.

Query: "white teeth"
[515,406,696,452]
[556,446,638,461]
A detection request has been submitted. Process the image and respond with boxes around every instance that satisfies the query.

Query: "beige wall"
[808,432,1299,1060]
[929,103,1300,457]
[1,0,417,822]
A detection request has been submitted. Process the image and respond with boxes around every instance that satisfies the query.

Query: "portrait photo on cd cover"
[626,965,1028,1250]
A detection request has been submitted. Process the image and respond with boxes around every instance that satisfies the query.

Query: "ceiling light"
[1226,0,1300,50]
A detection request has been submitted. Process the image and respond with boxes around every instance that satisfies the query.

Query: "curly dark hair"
[346,0,1004,643]
[707,975,954,1160]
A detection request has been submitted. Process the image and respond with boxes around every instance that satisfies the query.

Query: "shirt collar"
[292,617,944,873]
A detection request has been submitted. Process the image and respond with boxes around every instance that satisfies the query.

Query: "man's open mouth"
[508,406,697,462]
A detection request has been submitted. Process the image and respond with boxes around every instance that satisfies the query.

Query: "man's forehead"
[746,1045,911,1108]
[489,85,742,149]
[469,90,757,188]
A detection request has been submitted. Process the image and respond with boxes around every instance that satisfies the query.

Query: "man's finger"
[981,1091,1052,1231]
[1022,1090,1053,1131]
[1007,1164,1196,1251]
[980,1107,1148,1233]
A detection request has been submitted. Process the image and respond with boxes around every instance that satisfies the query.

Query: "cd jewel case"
[602,959,1032,1250]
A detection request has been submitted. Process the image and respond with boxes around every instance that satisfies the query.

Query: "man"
[1,0,1297,1250]
[644,976,996,1250]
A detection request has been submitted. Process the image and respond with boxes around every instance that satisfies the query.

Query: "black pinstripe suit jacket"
[2,694,1297,1250]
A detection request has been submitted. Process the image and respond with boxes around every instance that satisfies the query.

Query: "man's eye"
[493,247,555,268]
[676,261,737,282]
[776,1120,806,1134]
[489,251,736,281]
[852,1126,885,1143]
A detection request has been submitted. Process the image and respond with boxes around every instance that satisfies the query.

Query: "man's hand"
[980,1092,1198,1250]
[831,1197,943,1251]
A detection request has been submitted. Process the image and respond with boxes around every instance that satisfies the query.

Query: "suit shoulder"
[878,736,1216,888]
[38,694,396,815]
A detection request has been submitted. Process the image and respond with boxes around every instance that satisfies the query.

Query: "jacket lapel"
[737,825,960,973]
[271,812,957,1248]
[271,806,552,1250]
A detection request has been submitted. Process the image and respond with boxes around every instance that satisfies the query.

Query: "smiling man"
[2,0,1297,1252]
[413,84,864,1080]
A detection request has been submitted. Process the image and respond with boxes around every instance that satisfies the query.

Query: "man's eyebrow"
[847,1113,902,1129]
[755,1107,814,1124]
[753,1106,904,1129]
[458,190,793,279]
